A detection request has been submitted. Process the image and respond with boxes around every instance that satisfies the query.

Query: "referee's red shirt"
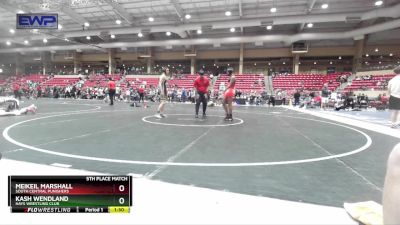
[108,80,116,90]
[194,76,210,94]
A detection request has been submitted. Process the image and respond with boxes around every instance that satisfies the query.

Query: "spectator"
[294,90,301,106]
[321,84,330,110]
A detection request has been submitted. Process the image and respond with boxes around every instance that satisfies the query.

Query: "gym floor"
[0,98,397,207]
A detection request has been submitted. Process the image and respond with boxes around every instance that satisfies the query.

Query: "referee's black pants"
[195,92,208,115]
[109,89,116,105]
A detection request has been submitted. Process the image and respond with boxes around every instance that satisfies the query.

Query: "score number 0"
[118,184,126,205]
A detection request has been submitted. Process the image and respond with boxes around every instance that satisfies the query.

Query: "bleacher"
[42,77,80,87]
[344,74,395,91]
[125,77,159,89]
[272,73,350,92]
[20,74,48,83]
[8,74,48,85]
[215,74,265,93]
[169,75,197,89]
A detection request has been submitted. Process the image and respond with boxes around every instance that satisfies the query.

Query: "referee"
[194,69,210,119]
[108,77,116,105]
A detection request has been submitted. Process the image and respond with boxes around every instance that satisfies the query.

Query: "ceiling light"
[230,27,235,32]
[110,34,115,39]
[43,38,47,43]
[138,32,143,37]
[86,36,91,40]
[283,62,286,65]
[307,23,313,28]
[225,11,231,16]
[321,4,328,9]
[17,10,24,14]
[375,1,383,6]
[314,61,317,64]
[197,29,202,34]
[270,7,277,13]
[254,63,257,66]
[0,68,2,73]
[6,41,11,46]
[375,48,379,52]
[166,31,171,36]
[338,56,342,59]
[185,14,191,19]
[298,62,301,65]
[24,40,29,45]
[366,54,369,57]
[379,61,382,64]
[64,38,69,42]
[58,24,62,30]
[330,61,333,64]
[390,53,393,56]
[84,22,90,27]
[32,29,38,33]
[9,29,15,34]
[148,17,154,22]
[268,62,271,66]
[115,19,122,25]
[266,25,272,30]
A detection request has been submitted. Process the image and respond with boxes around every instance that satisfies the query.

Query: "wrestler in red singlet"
[223,67,236,121]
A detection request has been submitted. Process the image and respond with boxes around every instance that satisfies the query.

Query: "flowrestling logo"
[17,14,58,29]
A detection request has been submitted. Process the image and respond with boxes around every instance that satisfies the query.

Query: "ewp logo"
[16,14,58,29]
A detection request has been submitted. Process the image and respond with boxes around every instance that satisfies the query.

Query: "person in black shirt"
[294,90,301,106]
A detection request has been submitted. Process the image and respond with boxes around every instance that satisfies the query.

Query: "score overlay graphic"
[8,176,132,213]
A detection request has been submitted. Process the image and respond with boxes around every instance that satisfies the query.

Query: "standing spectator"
[181,87,187,103]
[36,85,42,99]
[388,66,400,128]
[138,85,145,103]
[13,83,20,100]
[294,90,301,106]
[268,95,276,107]
[282,90,287,105]
[108,77,116,105]
[321,84,330,110]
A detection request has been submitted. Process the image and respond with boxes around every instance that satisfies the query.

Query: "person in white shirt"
[388,66,400,128]
[154,68,171,118]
